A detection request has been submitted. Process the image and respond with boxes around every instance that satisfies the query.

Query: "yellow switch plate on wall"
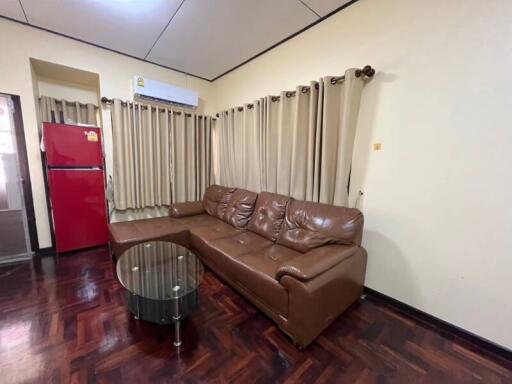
[373,143,382,151]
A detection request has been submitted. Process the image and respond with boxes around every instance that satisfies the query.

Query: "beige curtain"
[170,114,212,202]
[39,95,98,126]
[111,100,170,210]
[215,99,282,192]
[214,68,366,206]
[111,99,212,210]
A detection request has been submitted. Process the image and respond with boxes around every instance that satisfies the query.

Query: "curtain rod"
[100,97,215,119]
[216,65,375,116]
[39,96,99,109]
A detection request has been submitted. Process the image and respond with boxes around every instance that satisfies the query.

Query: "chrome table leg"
[173,298,182,347]
[134,293,140,320]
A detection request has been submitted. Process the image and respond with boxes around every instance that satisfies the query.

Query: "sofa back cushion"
[276,200,364,253]
[224,188,258,228]
[203,185,236,220]
[247,192,290,242]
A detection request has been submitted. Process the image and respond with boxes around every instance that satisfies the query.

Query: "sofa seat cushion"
[238,245,302,276]
[190,221,242,245]
[277,200,364,253]
[208,231,273,259]
[170,214,220,230]
[109,217,186,245]
[247,192,291,242]
[228,245,301,316]
[198,231,272,279]
[203,185,236,220]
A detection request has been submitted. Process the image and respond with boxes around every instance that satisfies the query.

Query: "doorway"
[0,94,35,263]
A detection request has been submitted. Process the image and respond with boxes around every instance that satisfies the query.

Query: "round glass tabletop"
[116,241,204,301]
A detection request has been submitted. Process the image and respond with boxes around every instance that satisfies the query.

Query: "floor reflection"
[1,247,510,383]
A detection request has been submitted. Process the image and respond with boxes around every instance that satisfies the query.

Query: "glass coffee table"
[116,241,204,347]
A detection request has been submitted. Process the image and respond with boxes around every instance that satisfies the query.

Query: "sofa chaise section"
[108,217,189,257]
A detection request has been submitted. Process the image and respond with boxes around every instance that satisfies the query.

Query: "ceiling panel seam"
[211,0,359,81]
[0,14,211,81]
[144,0,186,60]
[1,0,359,81]
[297,0,321,18]
[18,0,29,23]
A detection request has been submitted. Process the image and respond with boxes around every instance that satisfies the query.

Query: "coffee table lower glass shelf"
[116,241,204,347]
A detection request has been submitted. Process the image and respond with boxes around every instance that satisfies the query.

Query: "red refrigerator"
[43,123,109,253]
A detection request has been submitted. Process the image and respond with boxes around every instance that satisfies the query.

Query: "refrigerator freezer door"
[44,123,103,167]
[48,169,108,253]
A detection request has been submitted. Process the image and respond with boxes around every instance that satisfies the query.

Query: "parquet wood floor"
[0,247,510,383]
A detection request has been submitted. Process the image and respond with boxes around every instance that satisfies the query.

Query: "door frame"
[0,93,39,252]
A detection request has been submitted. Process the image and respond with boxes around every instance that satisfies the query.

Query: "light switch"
[373,143,382,151]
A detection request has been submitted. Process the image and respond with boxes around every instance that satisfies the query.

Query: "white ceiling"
[0,0,354,81]
[0,0,25,22]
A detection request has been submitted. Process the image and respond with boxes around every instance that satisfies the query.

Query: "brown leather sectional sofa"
[109,185,367,347]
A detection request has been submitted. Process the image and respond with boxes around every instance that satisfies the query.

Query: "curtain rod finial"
[356,65,375,78]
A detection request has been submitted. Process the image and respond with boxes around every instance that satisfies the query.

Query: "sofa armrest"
[279,247,367,346]
[169,201,205,218]
[276,245,358,281]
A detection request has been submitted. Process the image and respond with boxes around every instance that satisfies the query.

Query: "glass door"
[0,95,32,263]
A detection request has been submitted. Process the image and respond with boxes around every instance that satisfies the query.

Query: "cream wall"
[212,0,512,349]
[37,78,99,105]
[0,18,214,249]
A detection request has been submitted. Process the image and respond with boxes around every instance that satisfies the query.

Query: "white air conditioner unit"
[133,76,199,109]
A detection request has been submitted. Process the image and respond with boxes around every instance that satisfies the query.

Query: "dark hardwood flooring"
[0,247,511,383]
